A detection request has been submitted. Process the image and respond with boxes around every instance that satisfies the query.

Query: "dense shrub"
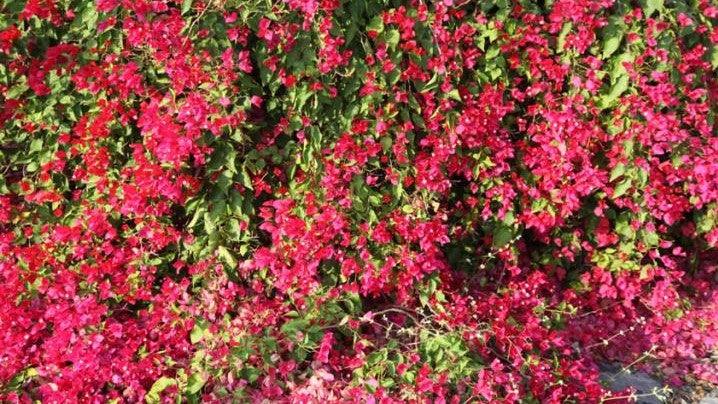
[1,0,718,401]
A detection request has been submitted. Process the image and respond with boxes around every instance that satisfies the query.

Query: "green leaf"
[29,139,43,153]
[609,163,625,182]
[216,170,233,194]
[217,245,237,268]
[602,21,624,59]
[239,166,253,190]
[485,45,500,59]
[492,223,514,248]
[446,89,461,101]
[615,215,635,239]
[696,209,716,234]
[367,15,384,33]
[145,377,176,404]
[613,178,632,198]
[181,0,192,14]
[610,53,633,82]
[243,367,261,383]
[642,0,663,18]
[641,230,660,247]
[190,322,205,344]
[7,82,28,99]
[225,149,237,174]
[600,74,629,107]
[186,373,206,395]
[2,0,26,14]
[281,319,309,337]
[557,22,572,53]
[419,290,429,307]
[385,29,400,50]
[203,212,215,234]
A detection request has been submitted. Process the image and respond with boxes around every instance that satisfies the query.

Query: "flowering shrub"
[2,0,718,401]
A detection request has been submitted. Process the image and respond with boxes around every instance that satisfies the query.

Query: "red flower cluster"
[1,0,718,402]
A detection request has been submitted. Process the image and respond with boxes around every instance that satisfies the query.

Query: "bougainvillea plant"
[1,0,718,401]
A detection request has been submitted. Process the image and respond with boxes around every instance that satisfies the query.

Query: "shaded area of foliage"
[1,0,718,402]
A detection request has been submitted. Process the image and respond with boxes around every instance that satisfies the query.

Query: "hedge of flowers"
[1,0,718,401]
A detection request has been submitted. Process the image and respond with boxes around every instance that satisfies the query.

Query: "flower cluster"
[1,0,718,402]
